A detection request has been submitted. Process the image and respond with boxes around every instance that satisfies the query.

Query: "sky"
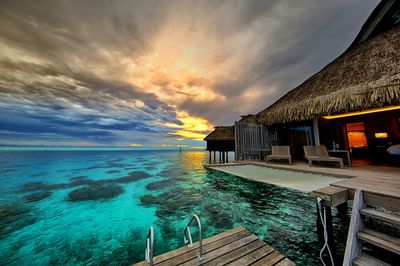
[0,0,379,148]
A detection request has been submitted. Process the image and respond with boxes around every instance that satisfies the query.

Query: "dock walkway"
[133,226,294,266]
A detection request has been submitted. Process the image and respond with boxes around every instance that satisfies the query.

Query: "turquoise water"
[0,150,349,265]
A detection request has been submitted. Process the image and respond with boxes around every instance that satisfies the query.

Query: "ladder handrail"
[343,190,364,266]
[183,214,203,259]
[145,226,154,265]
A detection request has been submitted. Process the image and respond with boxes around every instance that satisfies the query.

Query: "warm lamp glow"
[347,131,368,148]
[322,106,400,119]
[375,132,388,139]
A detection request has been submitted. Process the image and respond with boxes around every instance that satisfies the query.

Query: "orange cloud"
[155,111,213,140]
[171,130,206,141]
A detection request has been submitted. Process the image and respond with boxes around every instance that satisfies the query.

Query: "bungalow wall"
[277,125,312,159]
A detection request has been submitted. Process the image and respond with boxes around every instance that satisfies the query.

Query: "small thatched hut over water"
[204,126,235,163]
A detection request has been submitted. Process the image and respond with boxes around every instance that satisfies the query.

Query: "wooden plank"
[156,227,246,262]
[352,252,391,266]
[251,250,285,266]
[357,228,400,255]
[363,192,400,212]
[133,227,247,266]
[274,258,296,266]
[343,190,364,266]
[202,239,266,266]
[179,235,259,266]
[332,178,400,200]
[159,230,252,265]
[225,245,275,266]
[360,208,400,225]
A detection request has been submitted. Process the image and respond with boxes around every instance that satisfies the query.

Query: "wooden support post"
[208,151,211,164]
[336,202,348,215]
[312,186,348,207]
[213,151,216,163]
[313,118,320,145]
[316,200,338,265]
[219,151,222,163]
[234,121,238,161]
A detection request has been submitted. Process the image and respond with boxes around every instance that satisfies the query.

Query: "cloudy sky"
[0,0,378,148]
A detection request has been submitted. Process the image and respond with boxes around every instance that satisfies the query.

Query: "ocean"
[0,149,349,265]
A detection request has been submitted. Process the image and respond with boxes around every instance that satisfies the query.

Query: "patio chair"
[266,146,292,164]
[303,145,344,168]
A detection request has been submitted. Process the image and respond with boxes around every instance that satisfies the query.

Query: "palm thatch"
[257,25,400,125]
[204,126,235,141]
[239,114,257,124]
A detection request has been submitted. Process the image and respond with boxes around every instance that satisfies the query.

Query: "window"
[346,123,368,148]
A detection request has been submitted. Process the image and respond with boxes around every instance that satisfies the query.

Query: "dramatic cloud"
[0,0,378,147]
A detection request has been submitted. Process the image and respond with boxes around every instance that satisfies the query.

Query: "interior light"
[322,105,400,119]
[375,132,388,138]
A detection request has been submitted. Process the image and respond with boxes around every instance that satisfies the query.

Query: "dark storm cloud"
[0,0,379,145]
[173,0,379,125]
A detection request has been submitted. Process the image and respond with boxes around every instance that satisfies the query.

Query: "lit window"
[375,132,388,139]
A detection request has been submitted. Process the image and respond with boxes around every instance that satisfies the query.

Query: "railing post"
[145,226,154,266]
[184,214,203,260]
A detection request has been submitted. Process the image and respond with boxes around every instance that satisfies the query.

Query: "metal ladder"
[183,214,203,259]
[145,227,154,266]
[143,214,203,264]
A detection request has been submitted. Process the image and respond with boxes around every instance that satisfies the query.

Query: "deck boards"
[133,227,294,266]
[331,176,400,199]
[209,161,400,199]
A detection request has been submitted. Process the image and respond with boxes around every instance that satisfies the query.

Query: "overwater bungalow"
[204,126,235,163]
[203,2,400,264]
[207,0,400,166]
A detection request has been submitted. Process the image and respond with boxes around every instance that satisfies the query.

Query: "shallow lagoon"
[0,150,349,265]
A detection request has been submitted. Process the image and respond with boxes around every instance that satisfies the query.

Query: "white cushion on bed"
[387,144,400,155]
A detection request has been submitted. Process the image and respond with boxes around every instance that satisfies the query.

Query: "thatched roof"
[257,25,400,125]
[204,126,235,141]
[239,114,257,124]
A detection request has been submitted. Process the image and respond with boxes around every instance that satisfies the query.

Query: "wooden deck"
[133,226,295,266]
[331,174,400,199]
[206,161,400,199]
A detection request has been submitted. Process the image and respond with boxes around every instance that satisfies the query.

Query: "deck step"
[352,252,390,266]
[360,208,400,225]
[357,228,400,255]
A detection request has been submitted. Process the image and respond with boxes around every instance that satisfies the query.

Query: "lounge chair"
[303,145,344,168]
[266,146,292,164]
